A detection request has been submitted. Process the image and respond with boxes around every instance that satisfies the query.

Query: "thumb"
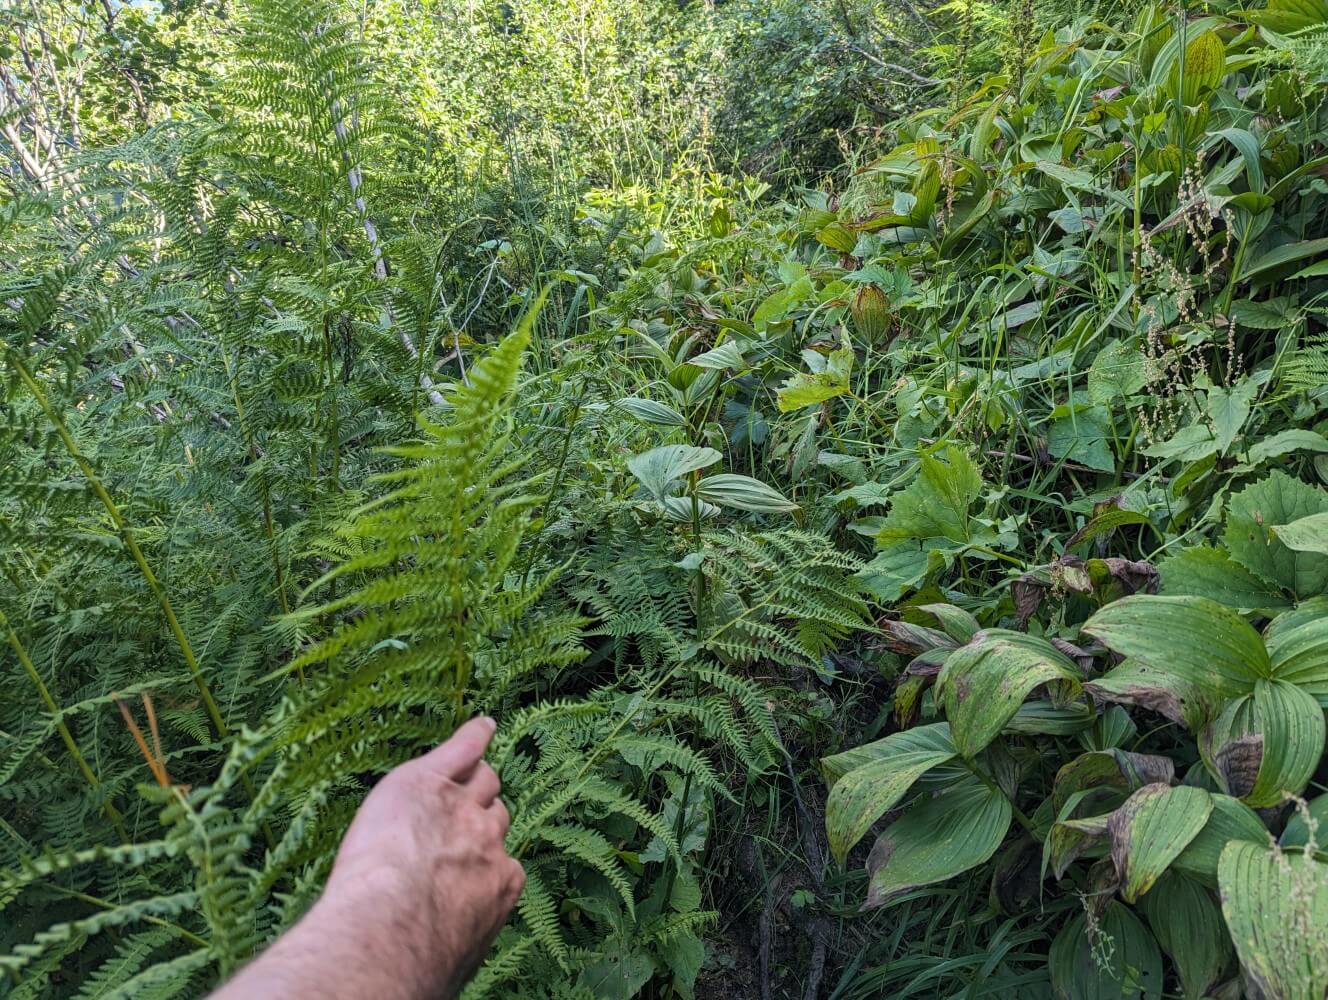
[412,716,496,781]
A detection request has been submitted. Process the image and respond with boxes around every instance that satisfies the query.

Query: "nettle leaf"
[1138,871,1231,1000]
[825,740,957,865]
[1108,784,1213,902]
[627,445,721,503]
[1202,679,1325,808]
[1219,841,1328,999]
[876,445,984,547]
[1048,902,1163,1000]
[936,631,1082,758]
[1245,428,1328,465]
[1159,546,1292,613]
[1267,598,1328,706]
[1223,472,1328,598]
[695,474,797,514]
[1048,405,1116,473]
[1088,338,1148,404]
[1274,511,1328,555]
[776,338,853,411]
[863,776,1012,909]
[1173,794,1268,886]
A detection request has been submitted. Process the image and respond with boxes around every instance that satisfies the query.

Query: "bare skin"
[211,717,524,1000]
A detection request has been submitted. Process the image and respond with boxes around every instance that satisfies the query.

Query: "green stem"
[1,607,128,841]
[8,352,229,742]
[962,755,1036,836]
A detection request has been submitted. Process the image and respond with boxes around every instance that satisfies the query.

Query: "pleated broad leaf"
[1266,598,1328,706]
[1201,679,1325,808]
[863,776,1012,910]
[1049,903,1162,999]
[1218,841,1328,999]
[1172,794,1269,886]
[1107,784,1213,902]
[1083,595,1269,700]
[936,631,1081,758]
[1052,749,1175,814]
[825,742,956,865]
[627,445,721,503]
[695,474,798,514]
[1138,871,1231,1000]
[821,722,957,786]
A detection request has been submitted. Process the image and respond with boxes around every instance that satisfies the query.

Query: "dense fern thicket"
[5,0,1328,997]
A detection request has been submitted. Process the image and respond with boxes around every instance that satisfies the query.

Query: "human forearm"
[212,874,446,1000]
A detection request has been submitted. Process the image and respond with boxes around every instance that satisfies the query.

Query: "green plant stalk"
[660,471,709,908]
[1,607,129,841]
[8,352,229,742]
[221,347,291,620]
[960,754,1036,836]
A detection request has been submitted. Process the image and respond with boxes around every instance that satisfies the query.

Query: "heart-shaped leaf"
[627,445,721,503]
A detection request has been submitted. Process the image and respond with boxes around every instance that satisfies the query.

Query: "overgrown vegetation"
[4,0,1328,997]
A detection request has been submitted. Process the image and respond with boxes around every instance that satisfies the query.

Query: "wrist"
[304,864,448,998]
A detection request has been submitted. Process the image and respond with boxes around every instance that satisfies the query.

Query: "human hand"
[316,716,525,997]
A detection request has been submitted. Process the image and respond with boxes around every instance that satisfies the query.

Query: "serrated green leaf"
[1159,546,1292,612]
[1224,471,1328,599]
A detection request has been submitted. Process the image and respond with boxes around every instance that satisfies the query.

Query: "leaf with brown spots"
[936,630,1082,758]
[863,776,1011,910]
[1107,783,1212,903]
[1219,841,1328,1000]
